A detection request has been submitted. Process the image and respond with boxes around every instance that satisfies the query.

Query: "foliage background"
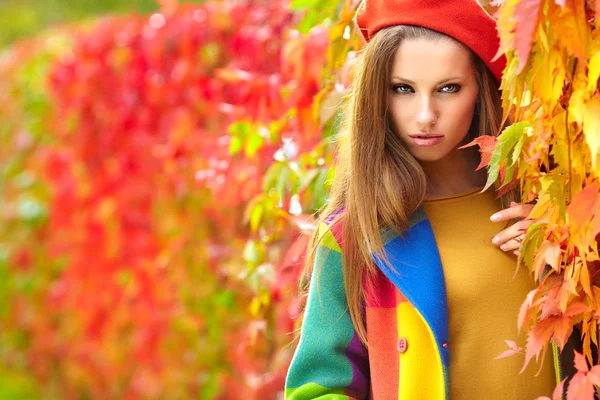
[3,0,600,399]
[0,0,347,398]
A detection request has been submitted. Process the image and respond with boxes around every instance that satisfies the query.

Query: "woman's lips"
[408,134,444,147]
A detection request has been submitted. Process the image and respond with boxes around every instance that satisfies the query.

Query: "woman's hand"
[490,201,534,257]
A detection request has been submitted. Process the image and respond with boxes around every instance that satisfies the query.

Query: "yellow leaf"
[584,96,600,170]
[587,51,600,93]
[551,111,570,169]
[531,42,565,105]
[581,260,593,297]
[494,0,518,61]
[568,67,587,126]
[529,193,552,219]
[549,0,589,63]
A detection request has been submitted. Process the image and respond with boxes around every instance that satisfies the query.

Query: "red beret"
[354,0,506,83]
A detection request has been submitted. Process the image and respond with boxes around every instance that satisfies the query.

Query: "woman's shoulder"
[317,206,346,252]
[319,205,429,250]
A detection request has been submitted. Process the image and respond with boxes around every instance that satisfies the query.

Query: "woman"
[285,0,582,399]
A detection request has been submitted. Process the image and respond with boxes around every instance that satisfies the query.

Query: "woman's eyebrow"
[390,77,464,84]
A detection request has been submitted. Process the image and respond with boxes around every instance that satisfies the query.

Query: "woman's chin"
[410,150,450,163]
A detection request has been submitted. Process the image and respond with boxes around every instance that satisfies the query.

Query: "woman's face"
[387,37,479,163]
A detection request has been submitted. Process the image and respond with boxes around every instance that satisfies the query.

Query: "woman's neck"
[421,147,487,200]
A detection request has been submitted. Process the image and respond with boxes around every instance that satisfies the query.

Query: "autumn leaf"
[484,121,529,191]
[521,317,556,373]
[494,0,518,62]
[518,288,539,332]
[495,339,524,360]
[567,183,600,238]
[549,0,589,63]
[531,46,566,105]
[513,0,544,73]
[458,135,497,170]
[583,96,600,170]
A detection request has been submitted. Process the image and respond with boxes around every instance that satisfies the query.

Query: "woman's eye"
[393,84,413,94]
[440,84,461,93]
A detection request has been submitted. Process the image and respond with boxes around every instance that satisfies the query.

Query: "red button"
[397,337,408,353]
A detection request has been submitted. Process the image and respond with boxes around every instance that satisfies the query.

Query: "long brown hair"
[301,25,513,346]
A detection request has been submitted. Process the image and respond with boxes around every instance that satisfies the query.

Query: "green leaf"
[229,135,243,155]
[291,0,321,10]
[17,196,47,226]
[484,121,530,191]
[275,166,290,199]
[522,221,547,271]
[243,240,264,266]
[245,131,265,158]
[249,203,263,233]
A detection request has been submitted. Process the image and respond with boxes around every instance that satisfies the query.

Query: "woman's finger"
[499,234,526,252]
[490,203,534,222]
[492,220,531,247]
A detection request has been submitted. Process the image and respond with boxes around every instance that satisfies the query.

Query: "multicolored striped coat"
[285,207,582,399]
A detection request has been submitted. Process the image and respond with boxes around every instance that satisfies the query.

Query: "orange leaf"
[552,315,574,349]
[522,318,555,373]
[513,0,544,73]
[567,183,600,236]
[458,135,497,170]
[214,68,253,84]
[563,302,591,317]
[550,0,589,64]
[519,288,539,332]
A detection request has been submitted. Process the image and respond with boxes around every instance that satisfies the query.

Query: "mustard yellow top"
[422,187,556,398]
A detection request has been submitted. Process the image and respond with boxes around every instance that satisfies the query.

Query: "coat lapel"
[371,206,450,366]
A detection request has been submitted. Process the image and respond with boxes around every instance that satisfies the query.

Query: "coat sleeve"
[284,222,370,400]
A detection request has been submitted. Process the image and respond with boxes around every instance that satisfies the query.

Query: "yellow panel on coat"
[396,302,444,400]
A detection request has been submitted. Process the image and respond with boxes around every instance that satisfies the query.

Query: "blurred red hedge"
[0,1,341,398]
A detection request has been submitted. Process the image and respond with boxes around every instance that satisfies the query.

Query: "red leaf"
[513,0,544,73]
[552,378,567,400]
[566,372,596,400]
[587,365,600,386]
[458,135,497,170]
[574,350,589,372]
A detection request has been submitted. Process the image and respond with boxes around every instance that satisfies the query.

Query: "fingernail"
[492,235,500,244]
[490,214,500,222]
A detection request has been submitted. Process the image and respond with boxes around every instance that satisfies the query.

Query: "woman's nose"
[416,97,437,128]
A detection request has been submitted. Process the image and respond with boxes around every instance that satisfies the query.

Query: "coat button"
[397,337,408,353]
